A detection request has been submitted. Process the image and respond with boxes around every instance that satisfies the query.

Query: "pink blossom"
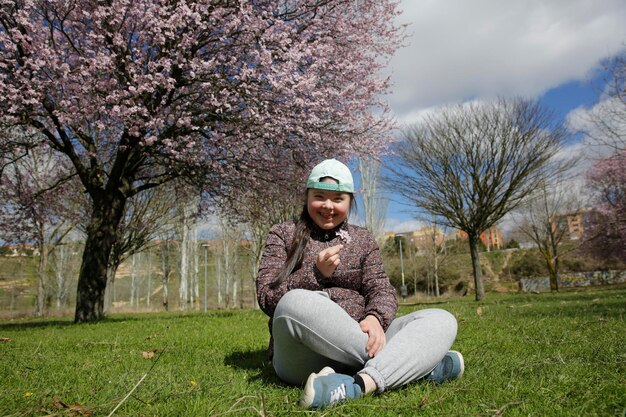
[0,0,404,320]
[337,229,352,244]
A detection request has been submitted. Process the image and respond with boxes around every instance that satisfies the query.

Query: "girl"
[256,159,463,408]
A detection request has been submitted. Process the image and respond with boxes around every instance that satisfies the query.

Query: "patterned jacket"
[256,220,398,355]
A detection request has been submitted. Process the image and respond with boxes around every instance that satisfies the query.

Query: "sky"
[378,0,626,234]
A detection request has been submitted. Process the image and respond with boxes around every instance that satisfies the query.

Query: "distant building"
[2,244,39,257]
[481,226,504,251]
[393,226,445,253]
[455,226,504,251]
[552,210,587,240]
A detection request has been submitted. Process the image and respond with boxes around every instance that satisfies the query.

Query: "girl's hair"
[269,189,355,289]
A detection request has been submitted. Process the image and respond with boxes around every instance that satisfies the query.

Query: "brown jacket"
[256,220,398,354]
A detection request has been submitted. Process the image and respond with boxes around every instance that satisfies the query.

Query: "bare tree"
[158,234,176,311]
[217,164,305,308]
[513,180,583,291]
[216,217,243,309]
[0,143,77,316]
[49,241,82,309]
[102,183,189,311]
[178,203,200,310]
[146,248,153,307]
[387,98,572,300]
[578,51,626,151]
[424,220,448,297]
[359,157,389,244]
[129,252,141,307]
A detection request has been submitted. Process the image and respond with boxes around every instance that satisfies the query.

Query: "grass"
[1,287,625,417]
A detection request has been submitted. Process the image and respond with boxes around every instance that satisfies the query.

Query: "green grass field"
[1,287,625,416]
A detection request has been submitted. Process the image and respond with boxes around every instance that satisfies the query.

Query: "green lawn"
[1,287,625,416]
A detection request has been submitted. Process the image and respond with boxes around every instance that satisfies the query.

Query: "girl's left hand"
[359,315,386,357]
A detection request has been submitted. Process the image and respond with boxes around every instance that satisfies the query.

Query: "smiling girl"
[256,159,464,408]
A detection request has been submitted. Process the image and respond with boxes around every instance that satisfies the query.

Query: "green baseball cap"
[306,159,354,193]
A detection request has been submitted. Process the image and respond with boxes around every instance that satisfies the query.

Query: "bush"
[505,239,520,249]
[506,249,547,278]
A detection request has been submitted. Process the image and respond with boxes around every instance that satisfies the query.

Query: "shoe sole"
[450,350,465,380]
[299,366,335,408]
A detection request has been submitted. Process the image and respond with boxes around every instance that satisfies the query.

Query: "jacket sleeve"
[255,223,321,318]
[360,234,398,330]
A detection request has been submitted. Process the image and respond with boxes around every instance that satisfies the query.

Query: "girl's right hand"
[316,244,343,278]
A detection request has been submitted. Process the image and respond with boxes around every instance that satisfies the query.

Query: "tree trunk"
[469,234,485,301]
[216,252,223,307]
[35,241,47,317]
[434,250,440,297]
[146,252,152,307]
[74,193,127,323]
[192,227,200,308]
[179,212,189,310]
[161,240,171,311]
[251,249,260,309]
[104,263,119,313]
[55,245,66,309]
[553,256,559,292]
[55,243,80,309]
[130,253,138,307]
[549,235,560,292]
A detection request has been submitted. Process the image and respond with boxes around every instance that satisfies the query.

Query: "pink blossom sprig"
[337,229,352,244]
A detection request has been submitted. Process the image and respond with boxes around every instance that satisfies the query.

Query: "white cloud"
[567,97,626,154]
[389,0,626,117]
[384,1,626,229]
[385,218,426,233]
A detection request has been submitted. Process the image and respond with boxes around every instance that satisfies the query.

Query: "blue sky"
[375,0,626,234]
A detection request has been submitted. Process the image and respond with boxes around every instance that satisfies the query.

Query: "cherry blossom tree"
[0,0,402,322]
[584,150,626,261]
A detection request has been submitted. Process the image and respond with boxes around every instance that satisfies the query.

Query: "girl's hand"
[359,315,386,357]
[316,244,343,278]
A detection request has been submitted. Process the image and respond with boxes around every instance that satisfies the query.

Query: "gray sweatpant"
[272,289,458,392]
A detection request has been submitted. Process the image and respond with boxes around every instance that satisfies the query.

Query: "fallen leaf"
[142,349,157,359]
[68,403,94,416]
[23,392,32,398]
[476,306,484,317]
[190,379,197,387]
[419,396,429,406]
[0,337,11,342]
[51,396,68,409]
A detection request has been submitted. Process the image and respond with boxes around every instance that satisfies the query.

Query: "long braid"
[269,205,311,289]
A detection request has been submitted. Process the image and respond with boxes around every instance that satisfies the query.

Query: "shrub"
[506,249,547,278]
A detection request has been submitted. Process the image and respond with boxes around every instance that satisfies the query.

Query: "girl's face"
[307,178,351,230]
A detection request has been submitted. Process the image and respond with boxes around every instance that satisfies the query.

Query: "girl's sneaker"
[425,350,465,383]
[299,367,363,408]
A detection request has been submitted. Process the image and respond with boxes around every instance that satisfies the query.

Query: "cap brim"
[307,181,354,193]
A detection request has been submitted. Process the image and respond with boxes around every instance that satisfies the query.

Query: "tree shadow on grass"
[0,319,76,330]
[0,315,145,330]
[0,310,244,330]
[224,349,284,385]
